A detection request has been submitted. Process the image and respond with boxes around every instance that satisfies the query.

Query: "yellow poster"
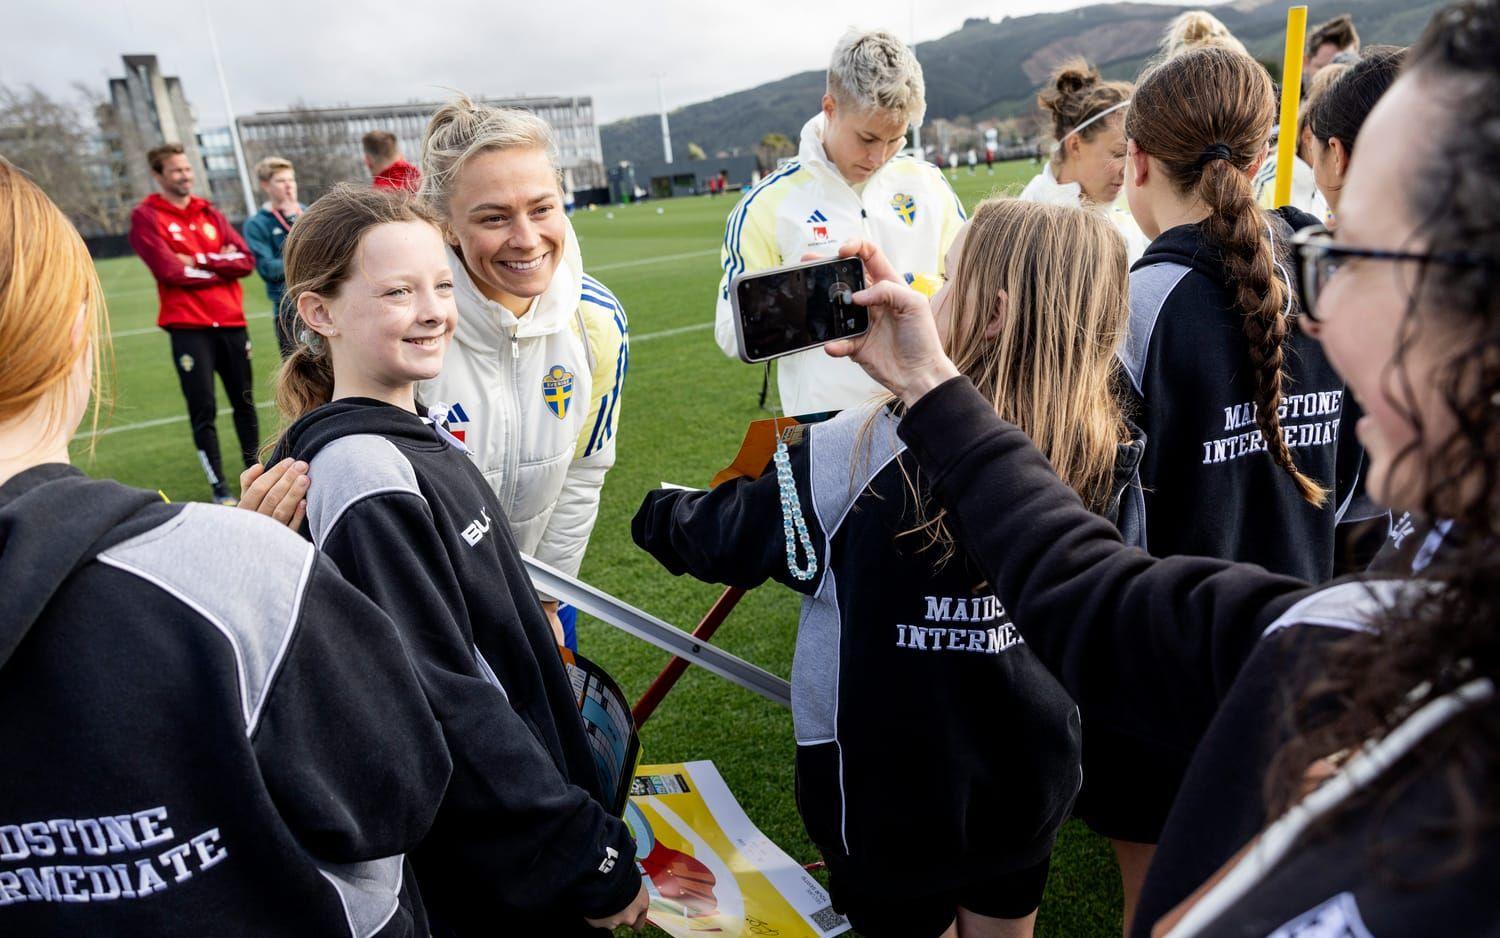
[627,761,849,937]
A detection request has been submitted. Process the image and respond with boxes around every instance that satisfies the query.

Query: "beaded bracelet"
[774,438,818,581]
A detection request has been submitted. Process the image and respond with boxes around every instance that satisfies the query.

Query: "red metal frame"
[631,586,747,725]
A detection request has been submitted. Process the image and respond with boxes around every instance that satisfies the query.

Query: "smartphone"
[730,257,868,364]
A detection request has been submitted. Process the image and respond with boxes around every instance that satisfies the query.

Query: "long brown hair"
[881,199,1131,561]
[265,183,441,459]
[1128,45,1328,505]
[0,158,110,446]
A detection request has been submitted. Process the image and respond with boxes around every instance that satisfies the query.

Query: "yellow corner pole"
[1274,5,1309,207]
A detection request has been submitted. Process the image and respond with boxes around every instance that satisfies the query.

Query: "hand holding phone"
[730,257,869,363]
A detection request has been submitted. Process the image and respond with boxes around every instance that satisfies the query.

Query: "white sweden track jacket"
[420,219,628,585]
[714,114,966,416]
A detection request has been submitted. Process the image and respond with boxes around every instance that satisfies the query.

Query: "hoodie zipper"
[502,325,522,509]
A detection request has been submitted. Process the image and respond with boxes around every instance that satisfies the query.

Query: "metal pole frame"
[521,556,790,716]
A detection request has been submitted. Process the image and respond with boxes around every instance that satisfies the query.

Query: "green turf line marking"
[83,322,714,439]
[106,249,721,342]
[589,248,719,271]
[79,400,278,440]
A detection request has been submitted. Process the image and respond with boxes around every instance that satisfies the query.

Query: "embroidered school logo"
[201,221,218,242]
[543,365,575,420]
[1267,893,1373,938]
[1389,512,1416,548]
[178,354,194,373]
[445,401,472,443]
[890,193,917,226]
[806,209,833,244]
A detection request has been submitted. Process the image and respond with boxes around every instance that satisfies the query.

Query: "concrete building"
[196,124,245,216]
[238,95,606,199]
[99,55,208,210]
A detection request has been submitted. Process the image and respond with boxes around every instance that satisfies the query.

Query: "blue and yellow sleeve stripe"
[577,273,629,459]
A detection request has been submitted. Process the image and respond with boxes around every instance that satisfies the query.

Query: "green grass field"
[76,160,1125,937]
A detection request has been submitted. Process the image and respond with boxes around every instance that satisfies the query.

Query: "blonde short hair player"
[713,28,966,416]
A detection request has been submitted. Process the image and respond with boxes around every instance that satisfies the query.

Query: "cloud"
[2,0,1211,127]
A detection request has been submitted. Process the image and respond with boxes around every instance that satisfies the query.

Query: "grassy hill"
[602,0,1443,167]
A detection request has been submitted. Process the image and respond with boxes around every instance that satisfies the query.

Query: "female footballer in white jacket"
[1016,59,1150,263]
[414,98,628,645]
[244,99,627,647]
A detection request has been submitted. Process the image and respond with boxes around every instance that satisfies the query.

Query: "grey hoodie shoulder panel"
[306,434,425,545]
[97,502,317,735]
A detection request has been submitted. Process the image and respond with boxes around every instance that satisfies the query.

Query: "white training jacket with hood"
[1016,163,1152,263]
[420,217,628,590]
[714,113,966,416]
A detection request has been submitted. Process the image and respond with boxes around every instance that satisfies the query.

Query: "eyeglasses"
[1289,224,1494,323]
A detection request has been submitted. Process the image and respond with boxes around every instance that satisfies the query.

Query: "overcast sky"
[3,0,1214,128]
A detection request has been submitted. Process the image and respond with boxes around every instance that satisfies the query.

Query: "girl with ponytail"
[247,96,631,653]
[635,200,1138,938]
[1088,43,1349,913]
[268,183,649,937]
[1120,43,1342,574]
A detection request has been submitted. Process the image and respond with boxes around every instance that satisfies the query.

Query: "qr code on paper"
[809,904,848,932]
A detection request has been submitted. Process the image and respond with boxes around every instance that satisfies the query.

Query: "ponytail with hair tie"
[1128,45,1328,506]
[1193,143,1235,170]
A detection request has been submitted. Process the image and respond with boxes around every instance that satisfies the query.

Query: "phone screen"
[735,257,868,361]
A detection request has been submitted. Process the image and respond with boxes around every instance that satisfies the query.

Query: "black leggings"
[167,327,259,491]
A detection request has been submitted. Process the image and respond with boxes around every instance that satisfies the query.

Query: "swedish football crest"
[178,354,195,373]
[201,221,218,242]
[891,193,917,226]
[542,365,575,420]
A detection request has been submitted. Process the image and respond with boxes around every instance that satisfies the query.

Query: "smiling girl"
[267,184,647,937]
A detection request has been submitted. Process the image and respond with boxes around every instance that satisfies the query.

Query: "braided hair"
[1128,45,1328,504]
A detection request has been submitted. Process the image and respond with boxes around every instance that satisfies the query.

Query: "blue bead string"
[774,438,818,581]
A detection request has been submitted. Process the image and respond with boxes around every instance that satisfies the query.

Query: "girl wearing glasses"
[820,1,1500,933]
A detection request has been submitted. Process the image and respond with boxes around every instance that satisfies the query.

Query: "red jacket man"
[128,143,260,506]
[363,129,422,193]
[128,192,255,328]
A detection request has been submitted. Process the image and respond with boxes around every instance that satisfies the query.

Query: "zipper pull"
[510,330,520,361]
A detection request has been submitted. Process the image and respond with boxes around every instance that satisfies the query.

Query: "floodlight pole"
[656,73,673,164]
[203,2,257,219]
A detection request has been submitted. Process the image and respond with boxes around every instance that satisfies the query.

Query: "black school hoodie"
[0,464,449,936]
[1121,208,1346,582]
[893,377,1498,937]
[276,398,640,933]
[632,403,1142,894]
